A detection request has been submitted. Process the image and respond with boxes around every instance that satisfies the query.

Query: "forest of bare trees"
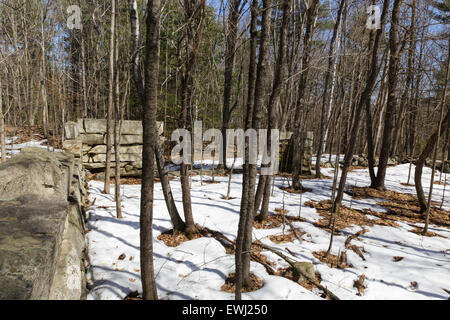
[0,0,448,301]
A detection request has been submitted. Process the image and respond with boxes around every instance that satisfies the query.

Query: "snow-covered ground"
[86,161,450,300]
[0,136,59,158]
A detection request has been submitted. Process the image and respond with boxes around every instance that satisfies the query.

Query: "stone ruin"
[280,131,314,175]
[62,119,164,177]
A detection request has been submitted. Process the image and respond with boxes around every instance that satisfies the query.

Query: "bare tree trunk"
[315,0,344,178]
[221,0,242,169]
[291,0,319,190]
[0,78,5,162]
[114,0,122,219]
[104,0,116,195]
[128,0,184,231]
[256,0,291,222]
[40,5,49,139]
[178,0,207,237]
[235,0,258,301]
[331,0,390,215]
[415,38,450,215]
[140,0,161,301]
[391,0,416,157]
[373,0,403,190]
[236,0,271,298]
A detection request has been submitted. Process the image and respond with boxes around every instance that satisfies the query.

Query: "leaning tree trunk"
[373,0,403,190]
[415,111,450,212]
[140,0,161,301]
[128,0,185,231]
[291,0,319,190]
[331,0,390,214]
[256,0,291,222]
[315,0,344,178]
[415,38,450,214]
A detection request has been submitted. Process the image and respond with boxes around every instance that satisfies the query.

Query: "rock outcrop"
[0,148,88,300]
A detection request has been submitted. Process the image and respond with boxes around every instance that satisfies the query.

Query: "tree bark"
[234,0,258,300]
[221,0,242,168]
[415,38,450,214]
[373,0,403,190]
[0,78,5,162]
[104,0,116,195]
[128,0,185,231]
[140,0,161,300]
[315,0,344,177]
[332,0,390,214]
[256,0,291,222]
[236,0,271,298]
[291,0,319,190]
[114,0,122,219]
[178,0,207,237]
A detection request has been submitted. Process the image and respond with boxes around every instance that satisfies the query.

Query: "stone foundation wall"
[280,131,314,174]
[0,148,88,300]
[63,119,163,177]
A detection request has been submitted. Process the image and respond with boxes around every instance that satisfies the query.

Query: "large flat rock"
[0,195,68,299]
[0,147,73,201]
[82,119,163,136]
[0,148,76,300]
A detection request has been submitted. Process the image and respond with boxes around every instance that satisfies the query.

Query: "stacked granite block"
[63,119,163,177]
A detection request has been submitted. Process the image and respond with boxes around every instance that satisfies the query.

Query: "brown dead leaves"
[312,251,353,269]
[305,200,377,232]
[220,273,263,293]
[306,187,450,234]
[157,228,204,247]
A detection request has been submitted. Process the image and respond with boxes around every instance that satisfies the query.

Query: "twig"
[255,242,340,300]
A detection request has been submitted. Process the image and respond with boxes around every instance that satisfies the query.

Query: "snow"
[86,160,450,300]
[0,136,59,158]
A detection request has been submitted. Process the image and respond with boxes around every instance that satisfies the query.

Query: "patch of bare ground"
[347,165,369,172]
[220,273,263,293]
[92,175,170,184]
[253,214,305,229]
[274,207,289,214]
[400,182,415,187]
[123,291,142,300]
[6,125,47,145]
[305,200,378,232]
[280,186,312,194]
[351,187,450,229]
[203,180,220,184]
[313,251,353,269]
[350,187,417,201]
[269,229,306,244]
[409,227,447,238]
[112,177,142,185]
[353,274,366,296]
[275,267,322,292]
[123,291,168,300]
[275,172,328,179]
[433,180,450,185]
[157,226,204,247]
